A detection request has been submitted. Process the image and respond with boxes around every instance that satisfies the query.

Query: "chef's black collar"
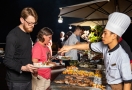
[108,44,119,52]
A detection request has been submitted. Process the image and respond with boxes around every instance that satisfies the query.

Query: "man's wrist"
[21,66,25,71]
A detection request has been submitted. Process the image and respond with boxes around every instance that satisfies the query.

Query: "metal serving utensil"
[50,52,61,60]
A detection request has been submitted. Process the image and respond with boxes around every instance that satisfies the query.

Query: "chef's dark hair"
[37,27,53,42]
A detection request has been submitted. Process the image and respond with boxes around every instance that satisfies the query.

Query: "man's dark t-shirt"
[4,26,33,82]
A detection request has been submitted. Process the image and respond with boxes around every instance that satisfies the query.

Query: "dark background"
[0,0,132,47]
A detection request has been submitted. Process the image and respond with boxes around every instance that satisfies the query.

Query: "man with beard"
[3,7,38,90]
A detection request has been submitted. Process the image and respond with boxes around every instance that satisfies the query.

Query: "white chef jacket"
[90,42,132,84]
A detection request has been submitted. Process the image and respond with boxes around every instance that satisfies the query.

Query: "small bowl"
[97,64,104,69]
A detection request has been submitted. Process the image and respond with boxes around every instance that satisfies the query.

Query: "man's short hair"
[75,25,85,31]
[20,7,38,22]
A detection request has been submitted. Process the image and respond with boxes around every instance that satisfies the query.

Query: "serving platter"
[57,56,72,60]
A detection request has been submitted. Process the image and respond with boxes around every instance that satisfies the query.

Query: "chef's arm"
[59,43,90,53]
[124,83,131,90]
[72,43,89,50]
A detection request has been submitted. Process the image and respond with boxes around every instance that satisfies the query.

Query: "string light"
[69,25,72,29]
[58,16,63,23]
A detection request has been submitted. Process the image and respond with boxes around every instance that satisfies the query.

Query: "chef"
[59,12,132,90]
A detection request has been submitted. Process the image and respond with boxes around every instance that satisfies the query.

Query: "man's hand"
[21,64,37,73]
[32,69,38,76]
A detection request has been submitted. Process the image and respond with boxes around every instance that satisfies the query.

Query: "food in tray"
[63,69,94,77]
[94,70,102,77]
[61,56,71,60]
[66,66,78,70]
[54,66,104,89]
[69,60,79,66]
[55,75,94,87]
[77,82,89,87]
[93,84,105,90]
[79,62,96,68]
[54,80,65,84]
[63,66,95,77]
[54,74,105,90]
[64,78,69,84]
[75,76,84,80]
[58,56,72,60]
[68,80,77,86]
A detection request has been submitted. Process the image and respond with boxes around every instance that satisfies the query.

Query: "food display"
[62,66,94,77]
[69,60,78,66]
[54,75,94,87]
[79,62,96,68]
[53,66,105,90]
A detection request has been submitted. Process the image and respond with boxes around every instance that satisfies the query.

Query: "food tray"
[51,84,101,90]
[58,56,72,60]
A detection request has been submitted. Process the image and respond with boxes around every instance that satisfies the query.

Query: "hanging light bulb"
[58,16,63,23]
[69,25,72,29]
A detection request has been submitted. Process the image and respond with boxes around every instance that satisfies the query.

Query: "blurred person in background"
[57,31,65,51]
[64,26,84,67]
[63,31,72,43]
[32,27,54,90]
[59,31,73,66]
[4,7,38,90]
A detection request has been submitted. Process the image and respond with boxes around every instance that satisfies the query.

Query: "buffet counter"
[50,66,106,90]
[51,64,65,82]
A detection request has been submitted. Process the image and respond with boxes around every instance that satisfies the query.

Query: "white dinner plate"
[33,65,52,68]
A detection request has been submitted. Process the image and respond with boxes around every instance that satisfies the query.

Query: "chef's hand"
[21,64,37,73]
[59,45,73,54]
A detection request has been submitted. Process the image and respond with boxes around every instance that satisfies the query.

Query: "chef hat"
[105,12,131,37]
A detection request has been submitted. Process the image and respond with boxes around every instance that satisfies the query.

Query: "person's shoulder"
[118,45,129,56]
[33,42,40,47]
[7,27,19,38]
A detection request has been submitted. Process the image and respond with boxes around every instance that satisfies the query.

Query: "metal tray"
[51,84,101,90]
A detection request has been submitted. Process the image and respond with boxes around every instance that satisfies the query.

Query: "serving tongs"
[50,52,61,60]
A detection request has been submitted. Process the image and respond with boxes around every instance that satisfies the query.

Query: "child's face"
[101,29,116,44]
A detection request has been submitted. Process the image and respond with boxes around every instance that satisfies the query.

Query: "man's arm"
[3,35,22,73]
